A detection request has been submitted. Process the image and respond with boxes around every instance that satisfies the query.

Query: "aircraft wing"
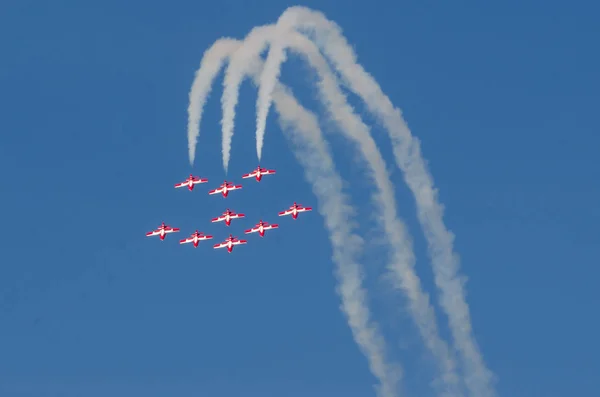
[146,229,161,236]
[208,187,223,195]
[230,213,245,219]
[232,239,247,245]
[278,209,293,216]
[297,207,312,212]
[192,177,208,184]
[229,185,242,190]
[242,171,256,179]
[211,215,225,223]
[164,227,180,233]
[244,226,259,234]
[198,235,213,240]
[179,237,193,244]
[262,169,276,175]
[174,181,188,188]
[264,224,278,230]
[213,242,228,249]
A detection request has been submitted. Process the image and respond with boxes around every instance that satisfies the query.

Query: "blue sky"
[1,1,599,396]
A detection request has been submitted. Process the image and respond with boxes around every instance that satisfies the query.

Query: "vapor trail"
[270,6,497,397]
[255,32,287,161]
[219,27,272,173]
[187,40,241,165]
[271,31,462,397]
[188,38,401,397]
[203,24,461,396]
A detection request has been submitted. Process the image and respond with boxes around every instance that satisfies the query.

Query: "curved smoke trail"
[257,6,497,397]
[245,27,462,396]
[187,6,495,397]
[281,31,462,397]
[219,24,461,395]
[255,31,287,162]
[219,26,271,173]
[187,39,401,397]
[187,40,241,165]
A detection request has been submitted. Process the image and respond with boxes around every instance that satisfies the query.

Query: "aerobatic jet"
[213,234,247,253]
[245,220,279,237]
[208,180,242,197]
[211,208,245,226]
[242,165,276,182]
[179,230,213,248]
[278,202,313,219]
[174,174,208,191]
[146,222,180,240]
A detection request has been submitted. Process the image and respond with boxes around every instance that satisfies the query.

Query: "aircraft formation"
[145,165,313,253]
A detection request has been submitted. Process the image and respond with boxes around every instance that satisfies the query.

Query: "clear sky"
[1,1,598,396]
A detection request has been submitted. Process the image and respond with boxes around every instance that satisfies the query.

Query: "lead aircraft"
[213,234,247,253]
[211,208,245,226]
[146,222,180,240]
[242,165,276,182]
[245,220,279,237]
[174,174,208,191]
[208,180,242,197]
[278,202,313,220]
[179,230,213,248]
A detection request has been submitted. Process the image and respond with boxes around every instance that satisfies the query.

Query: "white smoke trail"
[188,38,401,397]
[219,26,274,173]
[197,23,462,396]
[197,26,458,396]
[279,32,462,397]
[254,32,287,161]
[269,81,401,397]
[187,40,241,165]
[269,6,497,397]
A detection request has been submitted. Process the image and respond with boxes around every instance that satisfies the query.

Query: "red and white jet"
[213,234,247,253]
[278,202,313,220]
[145,222,180,240]
[208,180,242,197]
[174,174,208,191]
[211,208,245,226]
[179,230,213,248]
[242,165,276,182]
[245,220,279,237]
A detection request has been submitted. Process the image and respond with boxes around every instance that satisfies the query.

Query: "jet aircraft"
[245,220,279,237]
[242,165,276,182]
[278,202,313,219]
[211,208,245,226]
[174,174,208,191]
[208,180,242,197]
[213,234,247,253]
[146,222,180,240]
[179,230,213,248]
